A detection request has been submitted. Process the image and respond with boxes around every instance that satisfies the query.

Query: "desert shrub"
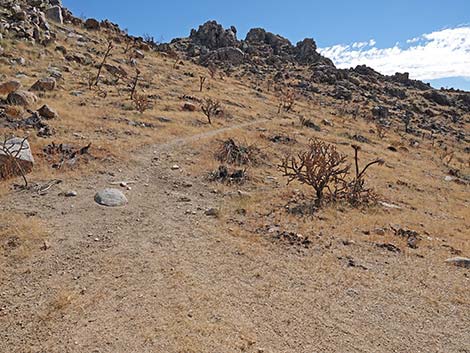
[345,145,384,206]
[215,138,262,166]
[94,40,114,86]
[277,89,296,113]
[201,98,221,124]
[299,116,321,131]
[208,63,217,79]
[132,93,151,113]
[210,165,247,184]
[199,75,207,92]
[280,139,383,209]
[375,122,387,139]
[280,139,349,207]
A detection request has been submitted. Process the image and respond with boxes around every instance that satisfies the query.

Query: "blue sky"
[63,0,470,90]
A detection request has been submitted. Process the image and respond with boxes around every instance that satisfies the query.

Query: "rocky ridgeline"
[160,21,469,140]
[0,0,123,46]
[0,0,468,142]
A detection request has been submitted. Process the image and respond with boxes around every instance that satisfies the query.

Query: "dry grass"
[0,212,48,264]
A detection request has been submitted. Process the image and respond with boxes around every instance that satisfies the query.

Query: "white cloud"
[319,26,470,80]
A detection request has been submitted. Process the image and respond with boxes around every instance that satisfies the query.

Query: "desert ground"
[0,3,469,352]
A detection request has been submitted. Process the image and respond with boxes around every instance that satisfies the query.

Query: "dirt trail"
[1,119,469,353]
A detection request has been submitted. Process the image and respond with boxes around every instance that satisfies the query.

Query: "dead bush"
[215,138,262,166]
[280,140,383,209]
[201,98,221,124]
[129,68,141,100]
[43,142,92,169]
[345,145,384,206]
[208,63,217,79]
[94,40,114,86]
[132,93,151,113]
[280,139,349,207]
[210,165,247,184]
[199,75,207,92]
[375,122,387,139]
[0,136,30,187]
[277,89,296,113]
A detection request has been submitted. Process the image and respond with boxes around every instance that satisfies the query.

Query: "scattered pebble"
[445,257,470,269]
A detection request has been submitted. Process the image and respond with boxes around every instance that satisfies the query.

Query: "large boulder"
[423,90,450,106]
[45,6,63,24]
[203,47,245,65]
[295,38,321,64]
[84,18,100,30]
[354,65,380,77]
[245,28,267,43]
[104,64,128,78]
[94,188,128,207]
[334,85,352,100]
[30,77,56,91]
[372,106,390,119]
[189,21,237,50]
[37,104,58,119]
[457,93,470,111]
[0,80,22,95]
[245,28,291,52]
[7,90,38,107]
[0,137,34,180]
[390,72,431,91]
[445,257,470,269]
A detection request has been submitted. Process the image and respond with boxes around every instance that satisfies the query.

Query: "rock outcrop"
[7,90,38,107]
[0,137,34,180]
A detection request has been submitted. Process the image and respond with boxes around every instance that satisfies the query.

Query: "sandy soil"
[1,121,469,353]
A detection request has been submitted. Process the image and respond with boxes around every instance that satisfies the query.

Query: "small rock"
[322,118,333,126]
[444,175,455,182]
[133,49,145,59]
[0,80,22,95]
[13,57,26,66]
[30,77,56,91]
[445,257,470,269]
[182,102,196,112]
[171,164,180,170]
[64,191,77,197]
[237,190,251,198]
[205,208,219,217]
[37,104,58,119]
[94,188,128,207]
[156,116,172,123]
[379,201,401,209]
[374,228,386,236]
[376,243,401,253]
[7,90,38,107]
[41,240,51,250]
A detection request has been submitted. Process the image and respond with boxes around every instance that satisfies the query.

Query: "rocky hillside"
[0,2,469,352]
[161,21,469,140]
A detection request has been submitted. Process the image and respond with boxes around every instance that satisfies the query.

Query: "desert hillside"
[0,1,469,352]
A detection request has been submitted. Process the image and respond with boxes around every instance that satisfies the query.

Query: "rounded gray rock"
[94,188,128,207]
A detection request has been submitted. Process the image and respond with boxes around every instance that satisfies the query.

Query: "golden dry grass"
[0,212,48,265]
[1,20,468,258]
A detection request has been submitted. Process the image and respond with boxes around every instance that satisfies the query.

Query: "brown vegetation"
[201,98,221,124]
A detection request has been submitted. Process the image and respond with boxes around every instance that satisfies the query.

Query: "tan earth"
[0,4,469,353]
